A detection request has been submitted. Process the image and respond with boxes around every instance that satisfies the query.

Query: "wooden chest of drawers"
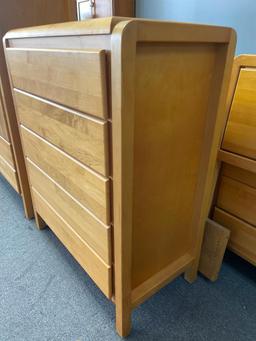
[4,18,235,336]
[0,0,76,218]
[213,55,256,266]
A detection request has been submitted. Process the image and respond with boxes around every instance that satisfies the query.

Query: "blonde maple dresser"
[0,0,76,218]
[212,55,256,266]
[4,18,235,336]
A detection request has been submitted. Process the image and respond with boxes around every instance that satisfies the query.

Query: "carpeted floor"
[0,174,256,341]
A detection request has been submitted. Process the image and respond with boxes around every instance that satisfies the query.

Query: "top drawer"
[222,68,256,160]
[6,48,108,119]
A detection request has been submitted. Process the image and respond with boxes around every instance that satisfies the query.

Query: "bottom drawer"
[0,136,15,167]
[0,154,19,192]
[32,187,112,298]
[214,207,256,266]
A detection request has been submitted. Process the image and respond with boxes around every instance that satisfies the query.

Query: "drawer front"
[222,68,256,160]
[214,207,256,266]
[27,159,111,265]
[21,126,110,224]
[222,163,256,189]
[14,89,109,176]
[0,92,9,142]
[0,136,14,167]
[7,48,108,119]
[32,187,112,298]
[0,154,19,192]
[217,175,256,226]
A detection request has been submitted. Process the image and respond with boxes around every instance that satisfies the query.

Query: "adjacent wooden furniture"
[76,0,135,19]
[212,55,256,266]
[4,17,235,336]
[199,219,230,281]
[0,0,76,218]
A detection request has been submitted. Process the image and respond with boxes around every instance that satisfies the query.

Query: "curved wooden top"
[4,17,130,39]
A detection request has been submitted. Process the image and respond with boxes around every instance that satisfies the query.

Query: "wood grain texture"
[21,125,110,224]
[222,163,256,188]
[32,187,112,298]
[132,42,222,288]
[218,150,256,174]
[0,135,14,167]
[14,89,109,176]
[199,219,230,281]
[4,18,236,337]
[27,159,111,264]
[217,175,256,226]
[0,93,9,141]
[4,17,125,40]
[222,68,256,159]
[111,20,136,337]
[0,0,77,218]
[7,48,108,118]
[132,254,193,308]
[214,207,256,266]
[0,154,19,192]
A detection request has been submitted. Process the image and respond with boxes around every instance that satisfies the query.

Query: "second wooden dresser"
[4,18,235,336]
[213,55,256,266]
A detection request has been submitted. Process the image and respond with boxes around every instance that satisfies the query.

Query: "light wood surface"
[212,55,256,268]
[219,149,256,174]
[222,68,256,160]
[217,175,256,226]
[132,42,218,288]
[0,0,77,217]
[7,48,108,119]
[20,125,110,224]
[0,154,19,192]
[0,93,9,141]
[0,135,14,167]
[110,19,235,337]
[132,254,193,308]
[222,163,256,188]
[32,187,112,298]
[14,89,109,176]
[27,159,111,264]
[4,18,236,337]
[214,207,256,266]
[199,219,230,281]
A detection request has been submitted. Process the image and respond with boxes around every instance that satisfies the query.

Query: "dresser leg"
[34,211,46,230]
[116,305,132,338]
[184,263,198,283]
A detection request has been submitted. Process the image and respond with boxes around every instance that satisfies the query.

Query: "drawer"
[0,136,14,167]
[27,158,111,265]
[216,175,256,226]
[32,187,112,298]
[0,96,9,142]
[222,68,256,160]
[0,154,19,192]
[222,163,256,188]
[20,125,110,224]
[214,207,256,266]
[14,89,109,176]
[7,47,108,119]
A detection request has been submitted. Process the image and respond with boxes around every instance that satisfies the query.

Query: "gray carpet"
[0,174,256,341]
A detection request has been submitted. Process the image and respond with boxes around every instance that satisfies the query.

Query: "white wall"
[136,0,256,55]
